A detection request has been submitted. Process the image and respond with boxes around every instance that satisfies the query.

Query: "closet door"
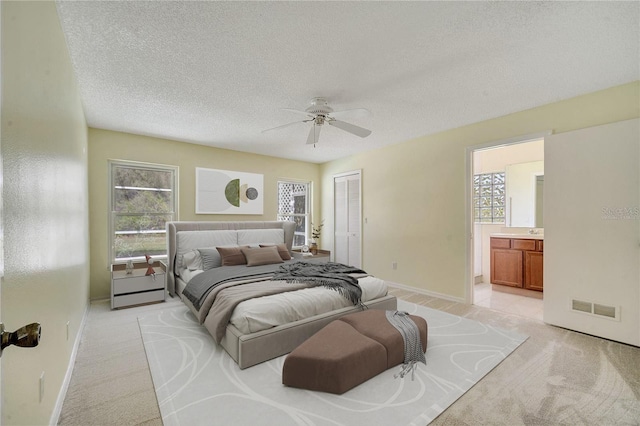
[334,171,361,268]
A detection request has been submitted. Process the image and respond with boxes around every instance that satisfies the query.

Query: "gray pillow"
[198,248,222,270]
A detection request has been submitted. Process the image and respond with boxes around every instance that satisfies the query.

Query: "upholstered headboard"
[165,221,296,296]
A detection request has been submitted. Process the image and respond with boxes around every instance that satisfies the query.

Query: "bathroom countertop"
[490,233,544,240]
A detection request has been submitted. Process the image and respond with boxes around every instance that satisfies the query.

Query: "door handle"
[0,322,41,355]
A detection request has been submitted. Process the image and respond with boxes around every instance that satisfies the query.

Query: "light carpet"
[138,300,527,426]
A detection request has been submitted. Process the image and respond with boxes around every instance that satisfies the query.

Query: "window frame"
[108,159,179,264]
[276,179,311,249]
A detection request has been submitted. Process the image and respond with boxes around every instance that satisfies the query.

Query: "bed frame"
[166,220,398,369]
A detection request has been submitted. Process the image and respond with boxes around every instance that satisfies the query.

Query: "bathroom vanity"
[490,234,543,292]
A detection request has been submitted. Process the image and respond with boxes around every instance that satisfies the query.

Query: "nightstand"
[111,262,166,309]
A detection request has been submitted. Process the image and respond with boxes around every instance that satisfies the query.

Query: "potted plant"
[310,220,324,255]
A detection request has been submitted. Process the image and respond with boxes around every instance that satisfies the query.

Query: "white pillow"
[182,249,203,271]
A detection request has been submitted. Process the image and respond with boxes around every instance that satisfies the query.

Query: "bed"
[166,221,397,369]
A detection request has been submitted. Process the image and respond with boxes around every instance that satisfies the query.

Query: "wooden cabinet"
[111,262,166,309]
[490,237,543,292]
[525,251,544,291]
[491,246,524,287]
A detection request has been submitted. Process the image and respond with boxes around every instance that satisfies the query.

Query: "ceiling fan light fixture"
[307,123,321,146]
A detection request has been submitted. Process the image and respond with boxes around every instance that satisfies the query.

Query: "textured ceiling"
[56,1,639,164]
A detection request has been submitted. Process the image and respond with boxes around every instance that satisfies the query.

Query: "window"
[277,180,310,247]
[473,172,505,223]
[109,160,178,263]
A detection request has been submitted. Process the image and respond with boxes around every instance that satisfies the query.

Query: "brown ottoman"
[282,310,427,394]
[281,320,388,394]
[339,310,427,368]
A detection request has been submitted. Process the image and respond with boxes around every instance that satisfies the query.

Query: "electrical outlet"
[392,261,397,270]
[39,372,45,403]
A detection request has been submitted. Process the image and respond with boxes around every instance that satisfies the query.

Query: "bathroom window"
[473,172,505,223]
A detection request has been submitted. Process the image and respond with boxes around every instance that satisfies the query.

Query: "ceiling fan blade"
[282,108,314,118]
[261,120,307,133]
[306,124,321,145]
[327,119,372,138]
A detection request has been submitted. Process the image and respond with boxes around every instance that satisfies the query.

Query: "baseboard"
[49,299,90,426]
[386,281,466,304]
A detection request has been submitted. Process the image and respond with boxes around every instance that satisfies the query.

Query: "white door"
[544,118,640,346]
[334,171,362,268]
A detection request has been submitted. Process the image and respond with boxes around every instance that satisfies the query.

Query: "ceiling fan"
[262,97,371,146]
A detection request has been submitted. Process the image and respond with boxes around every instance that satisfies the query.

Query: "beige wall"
[88,129,321,299]
[2,1,90,424]
[320,82,640,301]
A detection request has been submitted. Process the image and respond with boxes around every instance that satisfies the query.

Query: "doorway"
[468,136,545,321]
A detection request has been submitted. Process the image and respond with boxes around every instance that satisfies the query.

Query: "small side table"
[111,262,166,309]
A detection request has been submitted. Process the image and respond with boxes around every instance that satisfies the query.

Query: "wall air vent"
[571,299,592,313]
[571,299,620,321]
[593,304,617,319]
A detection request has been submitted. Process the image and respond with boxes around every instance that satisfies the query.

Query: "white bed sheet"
[229,276,388,334]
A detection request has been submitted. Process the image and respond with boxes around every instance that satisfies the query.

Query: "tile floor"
[473,282,543,321]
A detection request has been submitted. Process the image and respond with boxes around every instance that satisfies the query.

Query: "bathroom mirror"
[505,160,544,227]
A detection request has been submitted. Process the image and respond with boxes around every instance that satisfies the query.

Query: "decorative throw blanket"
[385,310,426,380]
[272,261,366,306]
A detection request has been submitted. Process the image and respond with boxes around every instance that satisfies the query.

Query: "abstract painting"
[195,167,263,214]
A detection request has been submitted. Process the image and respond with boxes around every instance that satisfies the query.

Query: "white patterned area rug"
[139,300,527,426]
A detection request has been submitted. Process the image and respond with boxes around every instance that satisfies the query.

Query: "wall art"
[195,167,263,214]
